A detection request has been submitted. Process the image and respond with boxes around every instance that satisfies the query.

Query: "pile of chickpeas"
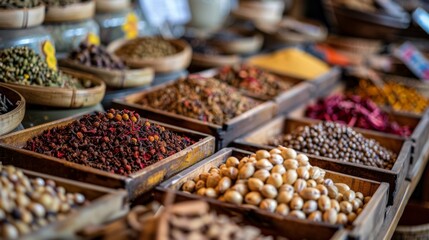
[0,165,87,239]
[181,146,371,226]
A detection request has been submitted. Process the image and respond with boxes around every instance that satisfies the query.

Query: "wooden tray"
[0,68,106,108]
[155,148,389,240]
[0,85,25,136]
[0,4,45,29]
[44,0,95,23]
[108,38,192,73]
[17,169,127,239]
[191,52,241,68]
[95,0,130,13]
[59,59,154,89]
[195,67,315,115]
[0,113,216,200]
[232,116,411,205]
[112,78,276,150]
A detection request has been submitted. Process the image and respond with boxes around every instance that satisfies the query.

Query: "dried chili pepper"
[305,94,412,137]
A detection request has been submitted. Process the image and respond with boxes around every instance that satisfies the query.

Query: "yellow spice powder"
[248,48,330,80]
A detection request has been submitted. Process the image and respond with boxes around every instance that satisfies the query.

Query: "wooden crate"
[155,148,389,240]
[112,78,276,150]
[0,113,216,200]
[232,116,411,205]
[341,73,429,169]
[195,67,316,115]
[13,169,128,239]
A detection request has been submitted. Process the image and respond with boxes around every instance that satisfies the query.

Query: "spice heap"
[305,95,412,136]
[0,47,89,89]
[69,43,126,70]
[23,109,195,175]
[181,146,371,226]
[248,48,330,80]
[0,164,87,239]
[42,0,87,7]
[115,38,178,59]
[138,77,258,125]
[270,122,396,169]
[0,93,14,115]
[352,79,429,114]
[0,0,41,8]
[216,64,292,98]
[159,201,272,240]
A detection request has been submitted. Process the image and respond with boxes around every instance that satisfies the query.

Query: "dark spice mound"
[269,121,397,169]
[138,77,258,125]
[23,109,195,175]
[69,43,126,70]
[216,64,292,98]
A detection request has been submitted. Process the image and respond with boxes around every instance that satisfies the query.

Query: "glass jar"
[0,26,54,59]
[95,9,143,45]
[43,19,100,57]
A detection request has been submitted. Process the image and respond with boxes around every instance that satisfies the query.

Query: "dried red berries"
[23,109,195,176]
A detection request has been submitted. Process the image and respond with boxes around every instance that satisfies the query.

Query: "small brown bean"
[253,169,270,182]
[337,213,348,225]
[290,210,306,219]
[256,150,271,160]
[261,184,278,199]
[323,208,338,224]
[267,173,283,188]
[275,203,290,216]
[308,211,322,222]
[340,201,353,214]
[269,154,284,165]
[244,191,262,206]
[226,157,240,167]
[255,159,273,171]
[290,196,304,210]
[224,190,243,204]
[303,200,318,214]
[248,178,264,192]
[277,191,294,204]
[281,148,297,160]
[260,199,277,213]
